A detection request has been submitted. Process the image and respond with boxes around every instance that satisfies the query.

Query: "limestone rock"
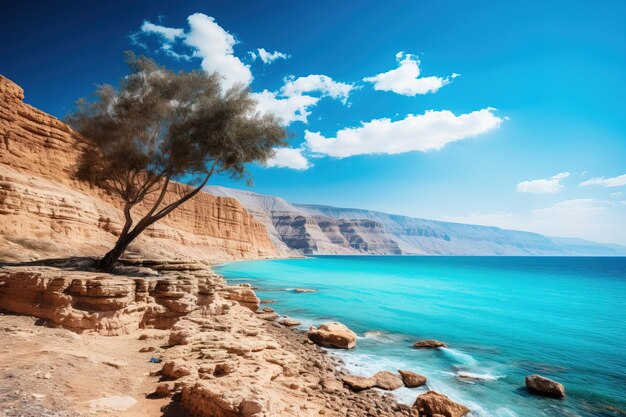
[321,378,344,393]
[525,374,565,398]
[414,391,470,417]
[372,371,404,390]
[162,360,193,379]
[278,319,301,327]
[342,375,375,392]
[308,322,357,349]
[399,370,427,387]
[342,371,403,392]
[221,285,260,311]
[413,339,447,348]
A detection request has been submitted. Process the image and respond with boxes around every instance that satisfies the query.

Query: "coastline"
[214,256,626,417]
[0,258,416,416]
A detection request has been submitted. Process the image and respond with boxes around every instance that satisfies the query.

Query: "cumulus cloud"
[183,13,252,90]
[136,13,252,90]
[443,199,626,244]
[252,75,355,125]
[252,90,320,125]
[516,172,570,194]
[304,108,503,158]
[282,75,356,104]
[264,147,312,170]
[363,52,458,96]
[579,174,626,188]
[249,48,290,64]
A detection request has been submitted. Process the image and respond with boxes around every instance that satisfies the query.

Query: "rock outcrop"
[0,260,253,335]
[413,339,447,348]
[342,371,403,392]
[414,391,470,417]
[525,374,565,398]
[0,74,278,263]
[398,369,427,387]
[308,322,357,349]
[0,259,419,416]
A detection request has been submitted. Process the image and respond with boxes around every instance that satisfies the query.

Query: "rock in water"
[308,322,357,349]
[414,391,470,417]
[525,374,565,398]
[399,369,427,387]
[413,339,447,348]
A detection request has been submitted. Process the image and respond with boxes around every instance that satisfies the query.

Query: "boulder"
[413,339,447,348]
[414,391,470,417]
[162,360,192,379]
[372,371,403,390]
[308,322,357,349]
[278,319,301,327]
[525,374,565,398]
[343,371,403,392]
[399,369,427,387]
[342,375,375,392]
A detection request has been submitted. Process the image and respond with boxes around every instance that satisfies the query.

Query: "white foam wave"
[456,371,503,381]
[440,347,478,366]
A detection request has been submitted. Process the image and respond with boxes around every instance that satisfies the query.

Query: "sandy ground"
[0,313,179,417]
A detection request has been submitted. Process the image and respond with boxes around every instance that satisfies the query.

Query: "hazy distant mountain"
[206,186,626,256]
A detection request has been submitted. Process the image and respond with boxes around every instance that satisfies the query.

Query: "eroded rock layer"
[0,261,417,416]
[0,74,277,262]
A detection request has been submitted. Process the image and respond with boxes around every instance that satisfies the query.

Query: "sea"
[215,256,626,417]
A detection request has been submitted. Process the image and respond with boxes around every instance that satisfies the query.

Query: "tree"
[67,54,287,272]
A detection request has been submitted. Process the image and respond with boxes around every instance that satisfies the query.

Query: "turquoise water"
[215,256,626,417]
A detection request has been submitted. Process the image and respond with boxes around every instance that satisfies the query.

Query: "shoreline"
[213,256,626,417]
[0,258,417,416]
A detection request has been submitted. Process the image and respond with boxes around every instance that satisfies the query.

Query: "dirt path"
[0,313,175,417]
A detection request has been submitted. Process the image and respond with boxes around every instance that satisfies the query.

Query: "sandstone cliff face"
[0,75,277,262]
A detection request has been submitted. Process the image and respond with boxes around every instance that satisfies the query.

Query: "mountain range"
[206,186,626,256]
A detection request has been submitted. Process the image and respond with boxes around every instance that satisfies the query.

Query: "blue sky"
[2,1,625,244]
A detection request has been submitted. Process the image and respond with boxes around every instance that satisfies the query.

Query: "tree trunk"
[96,172,213,272]
[98,231,135,272]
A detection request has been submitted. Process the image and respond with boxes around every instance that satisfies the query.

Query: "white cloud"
[140,21,184,41]
[304,108,503,158]
[580,174,626,188]
[137,13,252,90]
[183,13,252,90]
[516,172,570,194]
[264,147,312,170]
[249,48,290,64]
[252,75,355,125]
[282,75,356,104]
[363,52,458,96]
[443,199,626,244]
[252,90,320,125]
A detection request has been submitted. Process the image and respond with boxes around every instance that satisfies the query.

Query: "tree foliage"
[67,53,286,271]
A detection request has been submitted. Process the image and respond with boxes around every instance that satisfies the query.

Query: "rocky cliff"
[206,187,402,255]
[0,75,278,263]
[206,186,626,256]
